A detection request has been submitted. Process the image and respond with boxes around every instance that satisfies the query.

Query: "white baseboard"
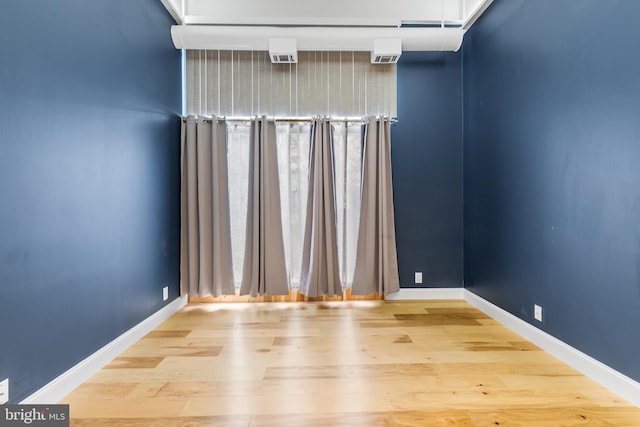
[386,287,464,300]
[463,289,640,408]
[21,295,188,404]
[19,290,640,409]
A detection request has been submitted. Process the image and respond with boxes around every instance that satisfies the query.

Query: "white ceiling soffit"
[171,26,464,52]
[173,0,484,26]
[161,0,494,29]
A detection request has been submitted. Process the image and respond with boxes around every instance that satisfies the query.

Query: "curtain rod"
[181,116,398,124]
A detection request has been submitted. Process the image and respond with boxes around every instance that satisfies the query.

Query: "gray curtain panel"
[239,117,290,296]
[180,116,235,297]
[351,117,400,296]
[299,118,342,298]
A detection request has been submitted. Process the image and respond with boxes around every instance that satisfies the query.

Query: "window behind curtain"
[188,48,386,289]
[226,122,362,288]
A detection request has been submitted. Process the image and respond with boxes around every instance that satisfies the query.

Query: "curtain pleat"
[351,117,400,296]
[180,119,189,296]
[180,116,235,297]
[239,117,290,296]
[299,119,342,297]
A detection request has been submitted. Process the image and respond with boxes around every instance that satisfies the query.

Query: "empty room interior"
[2,0,640,425]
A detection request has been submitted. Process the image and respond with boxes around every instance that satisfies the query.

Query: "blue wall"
[463,0,640,382]
[393,52,463,288]
[0,0,181,402]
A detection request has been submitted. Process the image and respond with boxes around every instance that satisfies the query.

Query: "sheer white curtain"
[226,121,362,290]
[276,123,310,289]
[227,123,251,288]
[333,122,363,288]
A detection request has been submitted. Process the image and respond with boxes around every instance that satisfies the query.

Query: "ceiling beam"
[159,0,183,25]
[161,0,493,32]
[171,26,464,52]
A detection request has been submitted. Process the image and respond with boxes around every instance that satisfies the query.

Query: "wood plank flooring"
[61,300,640,426]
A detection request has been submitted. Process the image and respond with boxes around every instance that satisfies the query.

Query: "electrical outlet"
[534,304,543,322]
[162,286,169,301]
[0,378,8,404]
[415,272,423,284]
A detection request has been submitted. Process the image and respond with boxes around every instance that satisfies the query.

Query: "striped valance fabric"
[185,50,397,117]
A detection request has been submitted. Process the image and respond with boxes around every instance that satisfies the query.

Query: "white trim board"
[21,295,188,404]
[463,289,640,408]
[385,287,464,300]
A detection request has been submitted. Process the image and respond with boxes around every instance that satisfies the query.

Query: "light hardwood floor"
[62,300,640,426]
